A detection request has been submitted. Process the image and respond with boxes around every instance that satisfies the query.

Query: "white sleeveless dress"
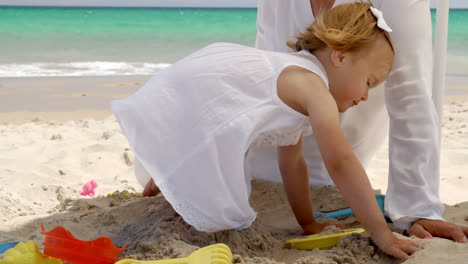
[112,43,328,232]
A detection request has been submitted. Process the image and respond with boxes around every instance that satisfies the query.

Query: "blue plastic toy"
[0,242,20,254]
[313,194,387,220]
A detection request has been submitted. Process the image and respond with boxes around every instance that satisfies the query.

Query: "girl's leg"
[143,178,160,197]
[134,157,160,196]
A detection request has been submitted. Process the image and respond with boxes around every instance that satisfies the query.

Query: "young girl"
[113,2,419,260]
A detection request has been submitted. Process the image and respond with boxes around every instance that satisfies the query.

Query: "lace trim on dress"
[251,123,306,148]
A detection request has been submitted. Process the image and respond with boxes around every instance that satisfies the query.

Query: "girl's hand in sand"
[302,219,346,235]
[302,221,329,235]
[143,178,160,197]
[372,230,421,260]
[409,219,468,243]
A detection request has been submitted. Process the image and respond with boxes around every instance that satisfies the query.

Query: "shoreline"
[0,74,468,123]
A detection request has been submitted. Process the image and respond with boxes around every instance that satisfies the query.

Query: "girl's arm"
[278,137,330,234]
[277,66,419,260]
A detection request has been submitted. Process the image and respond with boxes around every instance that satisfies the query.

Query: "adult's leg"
[375,0,444,230]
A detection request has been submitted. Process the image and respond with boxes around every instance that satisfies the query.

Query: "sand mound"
[3,181,466,263]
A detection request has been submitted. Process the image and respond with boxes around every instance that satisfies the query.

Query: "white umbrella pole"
[433,0,450,139]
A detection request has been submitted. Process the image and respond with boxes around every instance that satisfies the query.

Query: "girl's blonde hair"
[288,2,392,53]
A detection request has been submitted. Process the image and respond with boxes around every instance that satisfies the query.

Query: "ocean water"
[0,6,466,77]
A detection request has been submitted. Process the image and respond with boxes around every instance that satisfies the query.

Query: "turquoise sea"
[0,7,467,77]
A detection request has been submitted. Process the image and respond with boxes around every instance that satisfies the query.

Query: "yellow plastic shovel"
[284,228,365,250]
[115,243,232,264]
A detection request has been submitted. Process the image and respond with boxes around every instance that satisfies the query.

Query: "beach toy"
[284,228,365,250]
[0,240,63,264]
[80,179,98,197]
[313,194,387,220]
[40,224,127,264]
[115,243,232,264]
[0,242,20,254]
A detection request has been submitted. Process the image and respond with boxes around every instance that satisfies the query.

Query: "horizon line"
[1,5,467,9]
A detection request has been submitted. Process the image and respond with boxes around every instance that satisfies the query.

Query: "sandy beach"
[0,75,467,263]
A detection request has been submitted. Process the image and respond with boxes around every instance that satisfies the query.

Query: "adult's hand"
[310,0,335,17]
[409,219,468,243]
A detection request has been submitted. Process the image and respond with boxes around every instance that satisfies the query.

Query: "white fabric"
[133,157,151,187]
[113,43,329,232]
[369,7,393,32]
[253,0,444,230]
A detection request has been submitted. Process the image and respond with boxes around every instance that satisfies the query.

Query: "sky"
[0,0,466,8]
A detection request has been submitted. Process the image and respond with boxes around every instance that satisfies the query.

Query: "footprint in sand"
[101,131,113,140]
[50,134,63,140]
[123,151,133,166]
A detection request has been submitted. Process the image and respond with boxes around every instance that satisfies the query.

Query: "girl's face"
[327,34,394,112]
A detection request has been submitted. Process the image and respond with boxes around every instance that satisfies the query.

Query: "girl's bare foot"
[143,178,160,197]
